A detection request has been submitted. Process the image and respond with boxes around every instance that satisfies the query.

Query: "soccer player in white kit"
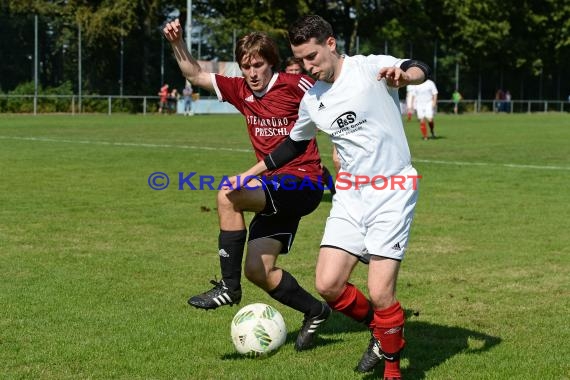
[232,15,430,379]
[411,79,438,140]
[405,84,415,121]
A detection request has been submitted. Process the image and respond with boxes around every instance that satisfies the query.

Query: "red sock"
[373,302,405,379]
[327,283,373,328]
[407,112,412,121]
[420,122,427,138]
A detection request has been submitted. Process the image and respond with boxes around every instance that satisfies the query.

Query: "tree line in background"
[0,0,568,101]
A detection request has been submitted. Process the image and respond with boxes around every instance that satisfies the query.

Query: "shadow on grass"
[429,135,446,140]
[220,307,501,376]
[220,351,280,361]
[282,311,366,351]
[362,319,502,380]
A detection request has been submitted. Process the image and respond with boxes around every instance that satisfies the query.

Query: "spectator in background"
[169,88,180,114]
[183,82,193,116]
[284,56,304,74]
[412,79,438,139]
[158,83,169,114]
[504,90,512,112]
[495,89,505,112]
[452,89,463,115]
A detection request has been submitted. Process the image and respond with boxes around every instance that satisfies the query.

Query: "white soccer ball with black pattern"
[231,303,287,356]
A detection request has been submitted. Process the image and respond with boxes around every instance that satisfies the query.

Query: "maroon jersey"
[212,72,323,183]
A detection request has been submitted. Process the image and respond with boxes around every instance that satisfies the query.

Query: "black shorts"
[248,175,323,253]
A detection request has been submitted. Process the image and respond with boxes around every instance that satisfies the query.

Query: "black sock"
[429,121,435,135]
[218,230,247,291]
[268,270,322,316]
[321,165,336,195]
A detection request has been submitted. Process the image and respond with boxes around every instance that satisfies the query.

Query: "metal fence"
[437,99,570,114]
[0,94,158,115]
[1,94,569,115]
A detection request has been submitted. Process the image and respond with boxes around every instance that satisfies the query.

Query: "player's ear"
[326,36,336,52]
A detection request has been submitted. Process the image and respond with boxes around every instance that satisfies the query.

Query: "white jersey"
[405,85,415,108]
[290,54,412,181]
[412,79,437,105]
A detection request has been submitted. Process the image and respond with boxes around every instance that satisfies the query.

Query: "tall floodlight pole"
[233,29,237,62]
[78,23,82,114]
[160,37,164,85]
[433,40,438,83]
[34,15,38,115]
[120,33,124,96]
[477,70,482,113]
[161,7,180,87]
[198,27,202,59]
[186,0,192,54]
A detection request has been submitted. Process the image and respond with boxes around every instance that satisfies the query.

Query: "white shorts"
[416,102,434,119]
[406,95,414,111]
[321,166,419,262]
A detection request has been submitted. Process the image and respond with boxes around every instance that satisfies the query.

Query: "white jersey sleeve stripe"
[210,73,224,101]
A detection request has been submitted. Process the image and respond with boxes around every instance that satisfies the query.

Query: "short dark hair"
[235,32,280,70]
[288,15,334,46]
[284,56,303,67]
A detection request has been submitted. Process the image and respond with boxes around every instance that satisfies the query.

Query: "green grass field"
[1,113,569,379]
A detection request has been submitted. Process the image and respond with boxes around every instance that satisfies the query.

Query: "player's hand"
[222,174,263,192]
[377,67,409,88]
[221,175,241,191]
[163,18,183,42]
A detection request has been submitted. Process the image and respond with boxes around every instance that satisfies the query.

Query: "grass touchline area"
[0,113,568,379]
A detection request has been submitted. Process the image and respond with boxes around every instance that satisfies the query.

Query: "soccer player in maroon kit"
[163,19,330,350]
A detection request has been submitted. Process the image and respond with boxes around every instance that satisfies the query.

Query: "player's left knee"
[315,279,344,302]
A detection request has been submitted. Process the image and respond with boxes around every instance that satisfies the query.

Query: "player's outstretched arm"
[378,60,430,88]
[163,18,214,92]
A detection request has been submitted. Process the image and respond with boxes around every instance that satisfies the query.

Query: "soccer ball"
[231,303,287,356]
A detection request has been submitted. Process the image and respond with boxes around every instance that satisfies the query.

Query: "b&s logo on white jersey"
[332,111,356,128]
[331,111,367,137]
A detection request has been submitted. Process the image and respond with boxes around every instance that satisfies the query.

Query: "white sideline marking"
[413,159,570,171]
[0,135,252,153]
[1,135,569,171]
